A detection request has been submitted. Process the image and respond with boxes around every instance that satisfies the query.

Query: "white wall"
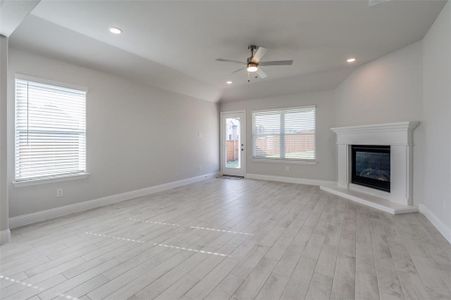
[7,49,219,218]
[334,42,423,127]
[220,91,337,182]
[422,2,451,238]
[334,41,424,206]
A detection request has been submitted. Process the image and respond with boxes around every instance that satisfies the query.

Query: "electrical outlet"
[285,165,291,172]
[56,188,64,198]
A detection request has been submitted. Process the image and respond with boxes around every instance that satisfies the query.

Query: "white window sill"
[252,158,318,165]
[13,173,90,187]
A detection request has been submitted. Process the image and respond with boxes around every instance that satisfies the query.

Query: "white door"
[221,112,246,177]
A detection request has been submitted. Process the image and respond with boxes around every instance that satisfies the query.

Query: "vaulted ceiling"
[8,0,446,102]
[0,0,39,36]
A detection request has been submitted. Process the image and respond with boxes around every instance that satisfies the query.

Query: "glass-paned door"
[221,112,246,177]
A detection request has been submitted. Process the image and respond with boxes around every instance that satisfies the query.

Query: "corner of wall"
[419,204,451,244]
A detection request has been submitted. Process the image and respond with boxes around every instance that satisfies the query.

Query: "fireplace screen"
[351,145,390,192]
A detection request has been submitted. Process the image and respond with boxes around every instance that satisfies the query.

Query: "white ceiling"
[0,0,39,36]
[10,16,221,102]
[9,0,446,102]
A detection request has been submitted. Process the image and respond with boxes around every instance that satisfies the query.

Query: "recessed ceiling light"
[109,26,122,35]
[226,81,233,85]
[347,57,356,63]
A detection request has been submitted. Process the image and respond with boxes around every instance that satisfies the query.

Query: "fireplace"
[326,122,419,213]
[351,145,390,192]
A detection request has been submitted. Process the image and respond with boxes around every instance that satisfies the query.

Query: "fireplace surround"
[320,122,419,214]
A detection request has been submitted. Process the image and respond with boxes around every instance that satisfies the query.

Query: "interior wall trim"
[246,173,334,187]
[419,204,451,244]
[9,172,218,229]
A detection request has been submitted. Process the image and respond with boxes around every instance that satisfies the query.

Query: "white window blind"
[15,78,87,182]
[252,106,315,160]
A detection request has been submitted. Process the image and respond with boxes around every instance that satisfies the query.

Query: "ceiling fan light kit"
[216,44,293,81]
[246,62,258,73]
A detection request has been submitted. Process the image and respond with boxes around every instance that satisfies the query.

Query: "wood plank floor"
[1,178,451,300]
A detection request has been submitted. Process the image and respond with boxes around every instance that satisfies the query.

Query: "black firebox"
[351,145,390,192]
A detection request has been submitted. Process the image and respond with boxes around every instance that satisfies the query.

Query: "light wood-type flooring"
[1,178,451,300]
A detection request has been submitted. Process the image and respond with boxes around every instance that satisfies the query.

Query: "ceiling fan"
[216,45,293,80]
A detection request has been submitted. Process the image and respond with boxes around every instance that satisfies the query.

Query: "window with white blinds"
[252,106,316,161]
[15,78,87,182]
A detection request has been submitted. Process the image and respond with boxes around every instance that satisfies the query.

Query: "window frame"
[252,105,317,164]
[13,74,89,186]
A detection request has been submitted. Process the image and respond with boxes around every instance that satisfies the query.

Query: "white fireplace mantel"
[321,121,419,214]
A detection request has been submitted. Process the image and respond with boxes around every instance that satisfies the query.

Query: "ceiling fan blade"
[251,46,267,63]
[216,58,245,65]
[256,68,267,79]
[260,60,293,66]
[232,67,245,73]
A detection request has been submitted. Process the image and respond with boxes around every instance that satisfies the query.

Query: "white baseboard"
[419,204,451,244]
[245,173,335,187]
[10,172,218,229]
[0,229,11,245]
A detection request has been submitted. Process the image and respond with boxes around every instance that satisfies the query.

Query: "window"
[252,106,315,161]
[15,78,87,182]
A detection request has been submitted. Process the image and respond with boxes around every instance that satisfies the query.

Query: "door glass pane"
[225,117,241,169]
